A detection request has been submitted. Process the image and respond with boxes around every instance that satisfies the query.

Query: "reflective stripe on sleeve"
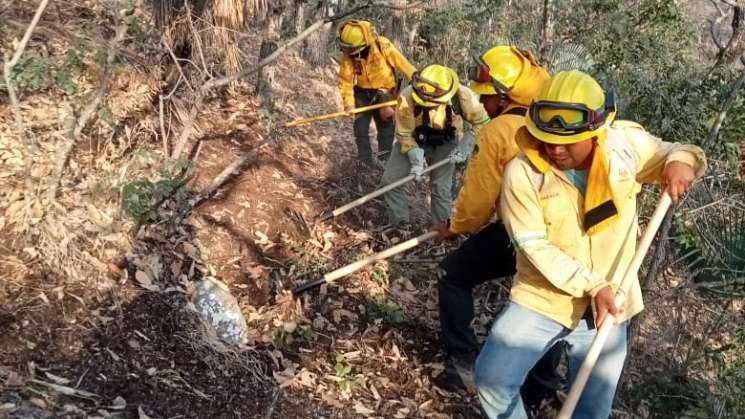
[513,231,548,249]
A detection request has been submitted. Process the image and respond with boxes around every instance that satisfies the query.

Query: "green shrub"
[367,297,404,325]
[12,54,52,91]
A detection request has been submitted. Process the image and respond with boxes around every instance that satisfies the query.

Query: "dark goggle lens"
[530,91,616,135]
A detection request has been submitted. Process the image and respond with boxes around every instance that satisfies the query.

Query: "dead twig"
[185,3,210,76]
[3,0,50,193]
[29,378,99,400]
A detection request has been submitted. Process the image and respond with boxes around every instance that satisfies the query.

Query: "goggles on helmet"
[466,54,513,94]
[337,38,367,56]
[529,90,616,136]
[411,72,451,102]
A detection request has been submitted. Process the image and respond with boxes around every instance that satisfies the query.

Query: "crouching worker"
[382,64,490,225]
[475,70,706,418]
[337,20,416,167]
[432,46,565,401]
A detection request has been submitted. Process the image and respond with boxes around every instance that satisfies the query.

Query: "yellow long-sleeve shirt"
[500,121,706,328]
[338,29,415,110]
[394,85,490,154]
[449,105,526,234]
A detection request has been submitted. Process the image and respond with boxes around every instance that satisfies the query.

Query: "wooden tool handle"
[292,231,438,295]
[285,100,397,127]
[317,158,453,222]
[557,193,672,419]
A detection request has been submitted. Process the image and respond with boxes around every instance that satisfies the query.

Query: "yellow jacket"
[500,121,706,328]
[449,105,526,234]
[450,55,551,234]
[394,85,490,154]
[338,22,416,110]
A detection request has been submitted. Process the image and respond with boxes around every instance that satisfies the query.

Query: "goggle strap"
[413,72,450,99]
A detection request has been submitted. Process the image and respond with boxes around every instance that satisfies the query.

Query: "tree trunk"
[721,6,745,65]
[539,0,555,59]
[387,0,408,56]
[255,40,278,109]
[302,1,333,66]
[740,140,745,182]
[294,0,305,36]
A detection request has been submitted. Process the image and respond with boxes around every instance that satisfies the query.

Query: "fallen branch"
[3,0,50,192]
[47,18,130,202]
[178,145,262,219]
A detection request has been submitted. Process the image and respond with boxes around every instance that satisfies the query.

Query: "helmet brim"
[469,81,498,96]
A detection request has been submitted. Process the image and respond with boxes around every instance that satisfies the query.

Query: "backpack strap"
[376,38,397,71]
[450,90,463,117]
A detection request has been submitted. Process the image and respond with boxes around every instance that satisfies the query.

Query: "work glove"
[449,125,476,164]
[407,147,426,182]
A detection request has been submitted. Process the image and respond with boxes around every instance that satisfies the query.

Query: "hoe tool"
[315,158,453,223]
[292,231,438,295]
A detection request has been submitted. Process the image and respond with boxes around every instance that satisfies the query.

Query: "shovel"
[316,157,453,222]
[557,192,672,419]
[285,100,398,128]
[292,231,438,295]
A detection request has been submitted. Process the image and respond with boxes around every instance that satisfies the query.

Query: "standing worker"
[474,70,706,418]
[337,20,416,167]
[431,47,564,402]
[381,64,490,226]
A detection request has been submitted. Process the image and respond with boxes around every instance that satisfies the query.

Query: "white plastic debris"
[192,277,248,346]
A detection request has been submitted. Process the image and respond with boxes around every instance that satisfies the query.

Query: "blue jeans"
[474,302,627,419]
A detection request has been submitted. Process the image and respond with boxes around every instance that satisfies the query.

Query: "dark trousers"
[353,87,394,163]
[438,222,566,395]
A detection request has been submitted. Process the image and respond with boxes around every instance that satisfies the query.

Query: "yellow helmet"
[468,46,527,95]
[525,70,616,144]
[411,64,460,108]
[338,21,367,55]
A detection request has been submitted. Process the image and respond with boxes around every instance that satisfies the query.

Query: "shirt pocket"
[608,157,638,200]
[539,176,582,250]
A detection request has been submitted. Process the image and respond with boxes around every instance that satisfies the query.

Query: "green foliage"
[626,375,706,418]
[97,105,113,124]
[12,54,52,91]
[676,192,745,291]
[333,354,367,392]
[121,177,190,222]
[55,46,84,94]
[121,179,156,222]
[367,297,404,325]
[289,246,330,276]
[120,150,193,222]
[625,329,745,418]
[271,324,317,348]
